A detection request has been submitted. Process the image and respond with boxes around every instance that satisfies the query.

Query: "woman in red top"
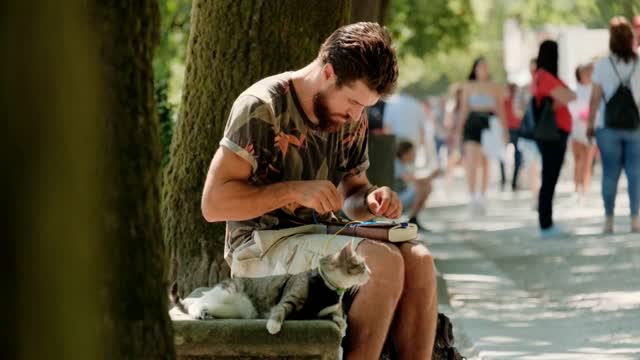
[499,83,523,191]
[532,40,576,237]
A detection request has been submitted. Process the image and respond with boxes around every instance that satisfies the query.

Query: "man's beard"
[313,91,347,132]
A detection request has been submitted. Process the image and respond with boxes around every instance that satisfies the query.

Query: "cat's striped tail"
[170,281,189,315]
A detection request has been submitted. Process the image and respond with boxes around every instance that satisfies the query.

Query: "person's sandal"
[631,217,640,233]
[604,217,614,234]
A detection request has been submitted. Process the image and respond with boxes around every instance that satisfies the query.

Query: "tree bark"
[163,0,350,295]
[92,0,176,358]
[4,0,175,359]
[350,0,390,24]
[3,1,105,359]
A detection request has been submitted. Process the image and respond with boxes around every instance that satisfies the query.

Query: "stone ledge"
[173,319,342,359]
[171,287,341,359]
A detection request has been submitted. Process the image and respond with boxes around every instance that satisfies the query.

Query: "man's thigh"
[397,242,436,286]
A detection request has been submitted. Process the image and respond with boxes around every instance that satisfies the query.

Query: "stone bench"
[171,288,342,359]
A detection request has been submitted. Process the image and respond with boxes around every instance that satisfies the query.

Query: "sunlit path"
[425,171,640,359]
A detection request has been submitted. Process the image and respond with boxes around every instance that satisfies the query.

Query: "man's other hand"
[291,180,343,214]
[366,186,402,218]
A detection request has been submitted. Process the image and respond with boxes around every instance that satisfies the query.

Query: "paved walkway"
[421,166,639,360]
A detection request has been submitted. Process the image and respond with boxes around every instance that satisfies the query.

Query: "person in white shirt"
[569,63,597,200]
[587,16,640,233]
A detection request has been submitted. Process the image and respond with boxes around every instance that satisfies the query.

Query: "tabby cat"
[171,242,370,335]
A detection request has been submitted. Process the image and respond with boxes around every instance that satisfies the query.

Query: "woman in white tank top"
[458,57,508,215]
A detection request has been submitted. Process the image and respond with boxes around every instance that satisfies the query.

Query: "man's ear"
[321,63,336,82]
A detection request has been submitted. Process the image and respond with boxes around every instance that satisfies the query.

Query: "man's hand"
[366,186,402,219]
[291,180,343,214]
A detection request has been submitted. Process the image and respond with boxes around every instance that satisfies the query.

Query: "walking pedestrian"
[569,63,597,201]
[499,83,523,191]
[532,40,576,238]
[588,16,640,234]
[459,57,508,215]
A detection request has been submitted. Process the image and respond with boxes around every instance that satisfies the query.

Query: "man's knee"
[399,242,436,288]
[357,240,404,296]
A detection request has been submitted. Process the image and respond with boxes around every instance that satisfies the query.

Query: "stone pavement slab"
[424,175,639,360]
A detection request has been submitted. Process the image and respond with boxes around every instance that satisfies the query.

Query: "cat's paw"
[266,319,282,334]
[188,303,213,320]
[198,309,215,320]
[332,315,347,337]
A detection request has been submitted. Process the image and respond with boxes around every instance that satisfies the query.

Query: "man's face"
[315,66,380,132]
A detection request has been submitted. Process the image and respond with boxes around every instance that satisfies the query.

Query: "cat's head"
[319,242,370,290]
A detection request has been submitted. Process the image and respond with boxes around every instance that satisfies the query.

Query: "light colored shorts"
[230,224,367,278]
[570,118,589,145]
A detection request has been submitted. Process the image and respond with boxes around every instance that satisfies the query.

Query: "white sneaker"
[469,198,486,216]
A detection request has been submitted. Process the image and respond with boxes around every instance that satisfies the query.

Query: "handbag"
[481,116,506,160]
[519,98,536,140]
[533,96,562,141]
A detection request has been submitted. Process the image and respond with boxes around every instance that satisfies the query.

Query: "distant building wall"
[504,18,609,89]
[557,28,609,89]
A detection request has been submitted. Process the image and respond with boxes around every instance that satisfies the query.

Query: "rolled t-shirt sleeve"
[220,95,276,173]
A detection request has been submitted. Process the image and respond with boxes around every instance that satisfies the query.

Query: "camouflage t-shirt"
[219,72,370,263]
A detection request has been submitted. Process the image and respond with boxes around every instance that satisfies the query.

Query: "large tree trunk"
[163,0,350,295]
[350,0,390,24]
[4,0,175,359]
[92,0,176,358]
[2,1,105,359]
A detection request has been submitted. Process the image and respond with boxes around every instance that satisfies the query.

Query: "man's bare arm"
[339,172,401,220]
[201,147,342,222]
[339,172,376,221]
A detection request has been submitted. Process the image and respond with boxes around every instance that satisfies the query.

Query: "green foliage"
[392,0,639,98]
[155,0,191,81]
[385,0,475,58]
[155,78,174,168]
[154,0,191,167]
[508,0,639,28]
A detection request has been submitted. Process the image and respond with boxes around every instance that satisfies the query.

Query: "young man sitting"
[201,22,437,359]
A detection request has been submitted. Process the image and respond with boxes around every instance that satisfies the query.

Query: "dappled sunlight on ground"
[427,175,640,359]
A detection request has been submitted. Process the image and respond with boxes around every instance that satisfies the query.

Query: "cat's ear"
[339,241,354,257]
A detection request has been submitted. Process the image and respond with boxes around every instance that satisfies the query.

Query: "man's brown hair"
[318,22,398,95]
[609,16,638,63]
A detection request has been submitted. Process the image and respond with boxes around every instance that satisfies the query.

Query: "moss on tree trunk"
[350,0,390,24]
[163,0,350,294]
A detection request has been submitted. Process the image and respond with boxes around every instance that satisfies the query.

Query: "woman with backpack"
[587,17,640,234]
[531,40,576,238]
